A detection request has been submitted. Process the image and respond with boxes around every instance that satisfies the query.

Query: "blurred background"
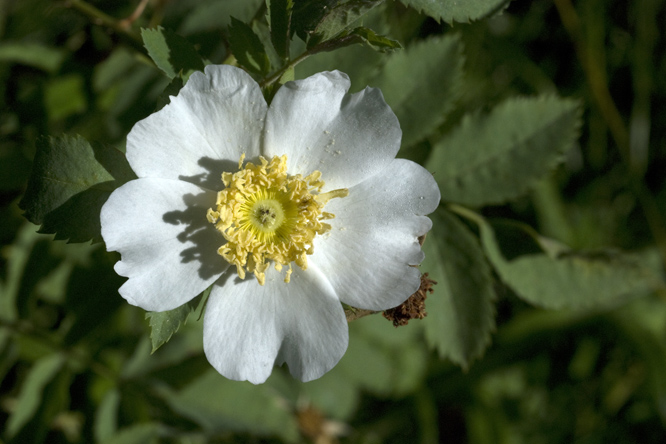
[2,0,666,442]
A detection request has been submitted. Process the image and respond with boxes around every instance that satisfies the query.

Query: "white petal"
[311,159,440,310]
[101,178,228,311]
[127,65,266,189]
[203,265,348,384]
[263,71,402,190]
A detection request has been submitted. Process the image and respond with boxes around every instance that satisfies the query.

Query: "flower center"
[206,154,348,286]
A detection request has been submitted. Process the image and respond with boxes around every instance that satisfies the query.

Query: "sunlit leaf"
[141,27,205,79]
[454,206,663,309]
[428,96,581,207]
[420,208,496,369]
[19,135,137,243]
[399,0,510,24]
[372,34,464,147]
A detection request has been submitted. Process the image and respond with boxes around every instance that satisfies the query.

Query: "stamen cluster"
[207,155,347,285]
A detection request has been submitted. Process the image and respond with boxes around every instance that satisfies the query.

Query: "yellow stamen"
[207,155,348,285]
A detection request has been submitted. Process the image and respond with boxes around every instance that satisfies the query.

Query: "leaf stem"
[259,50,312,88]
[552,0,666,269]
[64,0,143,46]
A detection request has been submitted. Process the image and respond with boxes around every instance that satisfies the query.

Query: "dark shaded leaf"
[268,0,294,60]
[19,135,137,243]
[228,17,271,75]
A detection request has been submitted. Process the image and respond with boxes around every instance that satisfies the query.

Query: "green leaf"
[313,0,384,42]
[145,289,209,353]
[154,75,184,112]
[100,423,162,444]
[427,96,581,207]
[268,0,294,60]
[164,369,299,441]
[313,26,401,53]
[44,74,87,121]
[179,0,264,34]
[291,0,338,41]
[5,353,65,439]
[341,314,429,396]
[454,206,663,310]
[0,42,66,73]
[420,208,496,369]
[141,27,205,79]
[19,135,137,243]
[399,0,511,24]
[146,303,193,354]
[372,34,464,147]
[94,388,121,442]
[228,17,272,75]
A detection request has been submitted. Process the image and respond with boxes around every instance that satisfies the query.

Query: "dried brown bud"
[382,273,435,327]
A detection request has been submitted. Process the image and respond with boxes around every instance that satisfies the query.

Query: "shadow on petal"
[178,157,239,191]
[162,189,227,281]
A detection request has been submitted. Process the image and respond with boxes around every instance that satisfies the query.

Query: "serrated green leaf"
[292,0,338,41]
[313,26,401,53]
[399,0,510,24]
[5,353,65,439]
[19,135,137,243]
[428,96,581,207]
[454,206,663,310]
[141,27,205,79]
[0,42,66,73]
[228,17,271,75]
[372,34,464,147]
[268,0,293,60]
[420,208,496,369]
[314,0,384,42]
[146,303,193,354]
[164,369,299,441]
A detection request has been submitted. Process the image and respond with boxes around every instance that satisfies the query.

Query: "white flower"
[100,65,440,384]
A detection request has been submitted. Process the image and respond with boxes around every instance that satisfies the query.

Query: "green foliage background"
[2,0,666,442]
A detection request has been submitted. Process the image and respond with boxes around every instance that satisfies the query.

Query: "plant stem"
[64,0,143,46]
[259,50,312,88]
